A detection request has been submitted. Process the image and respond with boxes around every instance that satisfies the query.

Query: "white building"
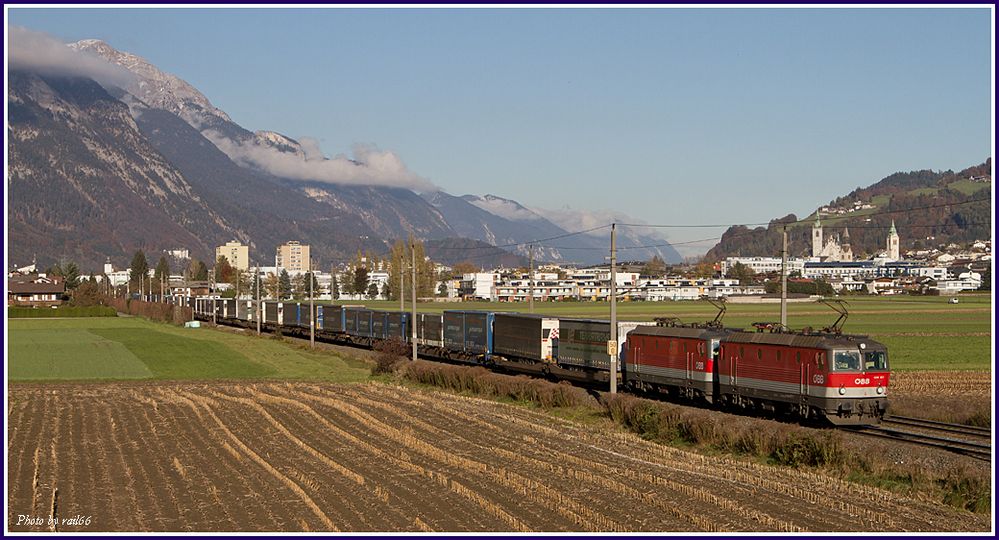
[460,273,499,300]
[721,257,805,276]
[216,241,250,271]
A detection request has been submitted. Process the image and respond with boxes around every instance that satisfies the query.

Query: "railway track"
[883,415,992,439]
[844,421,992,461]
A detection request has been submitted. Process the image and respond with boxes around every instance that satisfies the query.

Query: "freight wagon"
[443,311,494,360]
[558,319,651,371]
[491,313,559,363]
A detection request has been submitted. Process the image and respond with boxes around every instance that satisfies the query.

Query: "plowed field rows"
[7,382,989,532]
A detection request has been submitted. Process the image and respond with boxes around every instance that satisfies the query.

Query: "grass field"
[7,318,370,383]
[6,294,991,379]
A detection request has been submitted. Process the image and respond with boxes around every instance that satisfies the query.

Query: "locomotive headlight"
[839,386,846,396]
[876,386,885,395]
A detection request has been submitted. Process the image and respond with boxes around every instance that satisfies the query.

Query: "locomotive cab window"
[864,351,889,371]
[832,350,861,371]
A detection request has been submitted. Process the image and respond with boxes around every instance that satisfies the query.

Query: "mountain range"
[7,37,681,271]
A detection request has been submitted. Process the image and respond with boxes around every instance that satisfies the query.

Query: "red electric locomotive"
[624,325,730,403]
[718,331,889,425]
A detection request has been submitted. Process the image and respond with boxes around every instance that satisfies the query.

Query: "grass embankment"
[7,317,369,383]
[390,359,991,515]
[8,306,117,318]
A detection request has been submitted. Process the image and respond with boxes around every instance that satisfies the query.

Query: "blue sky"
[7,7,993,255]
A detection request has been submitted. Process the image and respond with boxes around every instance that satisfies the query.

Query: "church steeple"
[887,220,900,260]
[811,213,824,258]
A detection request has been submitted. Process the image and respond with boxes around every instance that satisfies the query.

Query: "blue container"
[443,310,494,355]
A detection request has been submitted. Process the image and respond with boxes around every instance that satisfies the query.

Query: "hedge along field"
[330,295,993,371]
[8,305,117,318]
[7,318,370,383]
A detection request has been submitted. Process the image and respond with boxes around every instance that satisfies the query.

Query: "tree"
[382,283,391,299]
[264,272,279,299]
[689,260,716,279]
[231,269,252,297]
[70,280,102,307]
[725,262,756,285]
[330,273,340,299]
[62,262,81,290]
[386,237,437,300]
[154,256,170,282]
[438,282,448,297]
[129,250,149,289]
[367,282,380,299]
[214,256,234,284]
[291,273,306,300]
[451,261,479,278]
[640,255,666,278]
[278,269,292,299]
[305,272,319,297]
[188,259,209,281]
[352,266,369,297]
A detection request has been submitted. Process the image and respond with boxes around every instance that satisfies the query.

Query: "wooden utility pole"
[400,256,405,312]
[309,259,315,349]
[528,244,534,313]
[781,225,788,328]
[609,223,618,395]
[255,264,261,335]
[411,238,417,362]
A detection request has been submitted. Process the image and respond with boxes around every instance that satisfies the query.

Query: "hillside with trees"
[704,160,992,261]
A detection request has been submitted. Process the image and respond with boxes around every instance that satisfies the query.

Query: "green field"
[7,318,370,383]
[6,294,992,380]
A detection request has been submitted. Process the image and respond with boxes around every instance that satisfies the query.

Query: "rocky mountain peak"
[70,39,232,128]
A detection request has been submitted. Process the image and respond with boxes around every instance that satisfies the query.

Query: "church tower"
[841,227,854,262]
[812,214,823,258]
[887,220,900,260]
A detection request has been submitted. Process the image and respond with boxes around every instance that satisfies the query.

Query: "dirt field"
[7,381,990,532]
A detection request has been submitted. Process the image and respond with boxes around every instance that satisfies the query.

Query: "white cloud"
[8,27,135,88]
[203,131,435,191]
[534,205,664,238]
[466,195,544,222]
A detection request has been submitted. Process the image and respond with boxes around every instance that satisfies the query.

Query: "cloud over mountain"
[203,131,435,191]
[8,27,135,88]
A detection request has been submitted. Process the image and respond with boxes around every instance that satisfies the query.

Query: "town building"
[216,241,250,271]
[812,215,854,262]
[7,274,65,307]
[721,257,806,276]
[460,273,500,300]
[275,241,311,272]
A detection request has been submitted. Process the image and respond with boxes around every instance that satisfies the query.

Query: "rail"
[843,424,992,461]
[883,415,991,439]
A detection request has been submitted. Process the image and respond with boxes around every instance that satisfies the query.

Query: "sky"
[6,6,994,256]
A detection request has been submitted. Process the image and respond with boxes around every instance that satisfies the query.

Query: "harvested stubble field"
[7,381,989,533]
[886,370,993,426]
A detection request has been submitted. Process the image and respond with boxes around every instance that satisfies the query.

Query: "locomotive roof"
[723,332,875,349]
[631,325,728,339]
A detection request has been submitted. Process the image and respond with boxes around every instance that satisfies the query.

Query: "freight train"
[171,296,889,426]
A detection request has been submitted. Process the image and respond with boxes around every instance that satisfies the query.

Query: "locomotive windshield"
[864,350,889,371]
[831,350,862,371]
